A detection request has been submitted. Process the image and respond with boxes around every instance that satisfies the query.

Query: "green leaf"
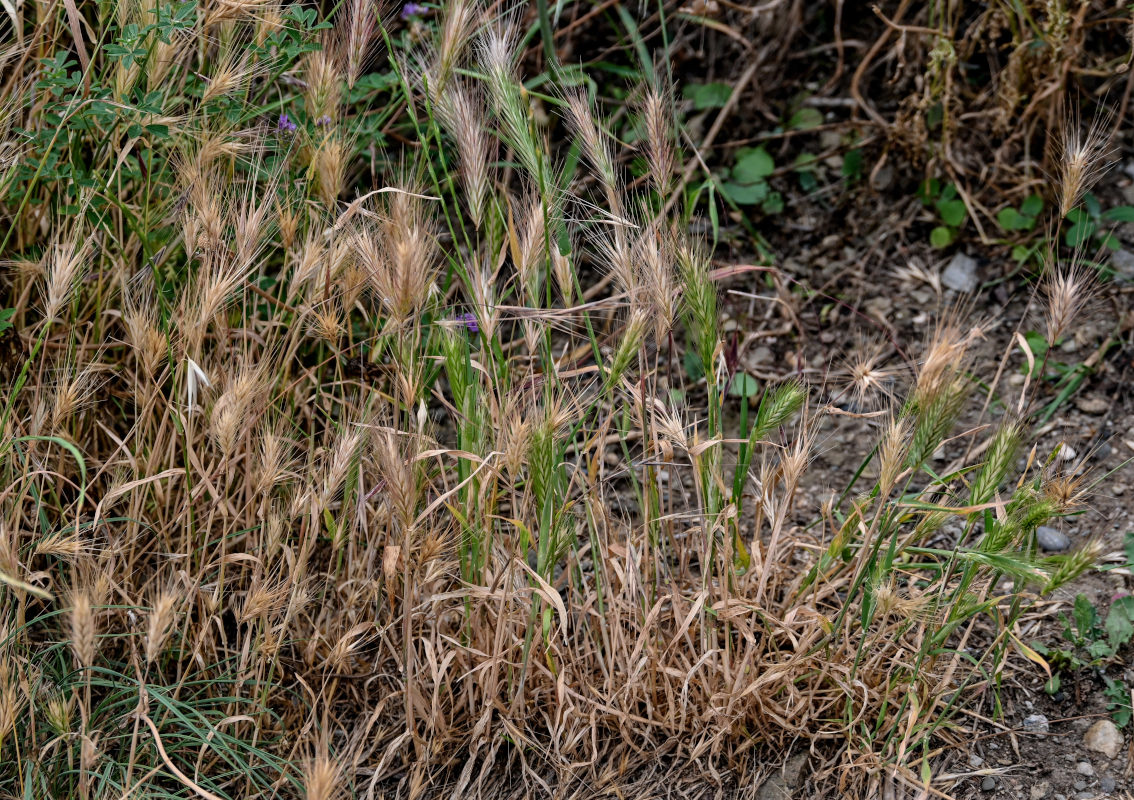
[1124,531,1134,568]
[841,149,862,180]
[788,107,823,130]
[0,308,14,334]
[997,207,1025,231]
[720,180,768,206]
[1066,207,1090,225]
[1105,596,1134,647]
[929,226,954,249]
[1020,194,1044,218]
[1065,220,1095,248]
[732,147,775,182]
[729,373,761,398]
[1102,205,1134,223]
[683,350,705,381]
[761,191,784,215]
[917,178,940,205]
[685,82,733,110]
[936,198,967,228]
[1073,594,1097,640]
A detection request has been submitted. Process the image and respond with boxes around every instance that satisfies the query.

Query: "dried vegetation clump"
[0,0,1118,798]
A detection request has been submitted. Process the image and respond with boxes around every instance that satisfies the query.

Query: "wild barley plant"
[0,1,1114,798]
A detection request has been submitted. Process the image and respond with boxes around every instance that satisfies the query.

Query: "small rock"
[1031,781,1051,800]
[756,752,809,800]
[750,346,773,364]
[1023,713,1051,733]
[1084,719,1124,759]
[1074,779,1088,791]
[943,252,980,293]
[1076,793,1096,800]
[982,776,997,792]
[1110,248,1134,283]
[1076,395,1111,415]
[781,752,808,788]
[969,754,984,768]
[871,164,894,191]
[1100,776,1116,793]
[1060,445,1078,462]
[1037,526,1071,552]
[1077,762,1095,776]
[755,775,790,800]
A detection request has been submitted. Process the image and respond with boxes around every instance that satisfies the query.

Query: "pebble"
[943,252,980,293]
[1036,526,1070,552]
[1075,395,1110,415]
[1031,782,1051,800]
[1074,780,1088,791]
[1110,248,1134,283]
[1023,713,1051,733]
[1084,719,1124,759]
[1077,762,1095,776]
[969,754,984,768]
[982,776,997,792]
[1100,776,1116,793]
[1076,793,1095,800]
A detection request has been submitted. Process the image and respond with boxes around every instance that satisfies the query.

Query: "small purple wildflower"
[401,2,426,19]
[456,312,478,334]
[316,114,333,127]
[276,113,297,134]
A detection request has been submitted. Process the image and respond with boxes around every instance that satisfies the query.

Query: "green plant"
[1064,193,1134,251]
[1032,534,1134,727]
[719,145,782,212]
[918,178,968,248]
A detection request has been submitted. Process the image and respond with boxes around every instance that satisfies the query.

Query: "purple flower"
[456,312,478,334]
[316,114,333,127]
[276,113,297,134]
[401,2,426,19]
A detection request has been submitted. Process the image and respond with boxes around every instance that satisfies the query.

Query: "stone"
[1075,395,1111,415]
[969,754,984,768]
[1100,776,1116,793]
[1077,762,1095,776]
[943,252,980,293]
[1022,713,1051,733]
[1074,780,1088,791]
[1036,526,1070,552]
[756,752,809,800]
[1031,781,1051,800]
[1109,248,1134,283]
[1084,720,1123,759]
[982,776,997,792]
[781,752,808,788]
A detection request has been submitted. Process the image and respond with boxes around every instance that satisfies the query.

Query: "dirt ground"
[704,172,1134,799]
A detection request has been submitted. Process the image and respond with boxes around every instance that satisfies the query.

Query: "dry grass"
[0,1,1117,798]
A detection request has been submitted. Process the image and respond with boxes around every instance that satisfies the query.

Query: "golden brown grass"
[0,2,1117,799]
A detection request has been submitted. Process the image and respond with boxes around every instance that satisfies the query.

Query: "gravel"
[1023,713,1051,733]
[1084,720,1124,759]
[1036,526,1071,552]
[982,776,997,792]
[943,252,980,293]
